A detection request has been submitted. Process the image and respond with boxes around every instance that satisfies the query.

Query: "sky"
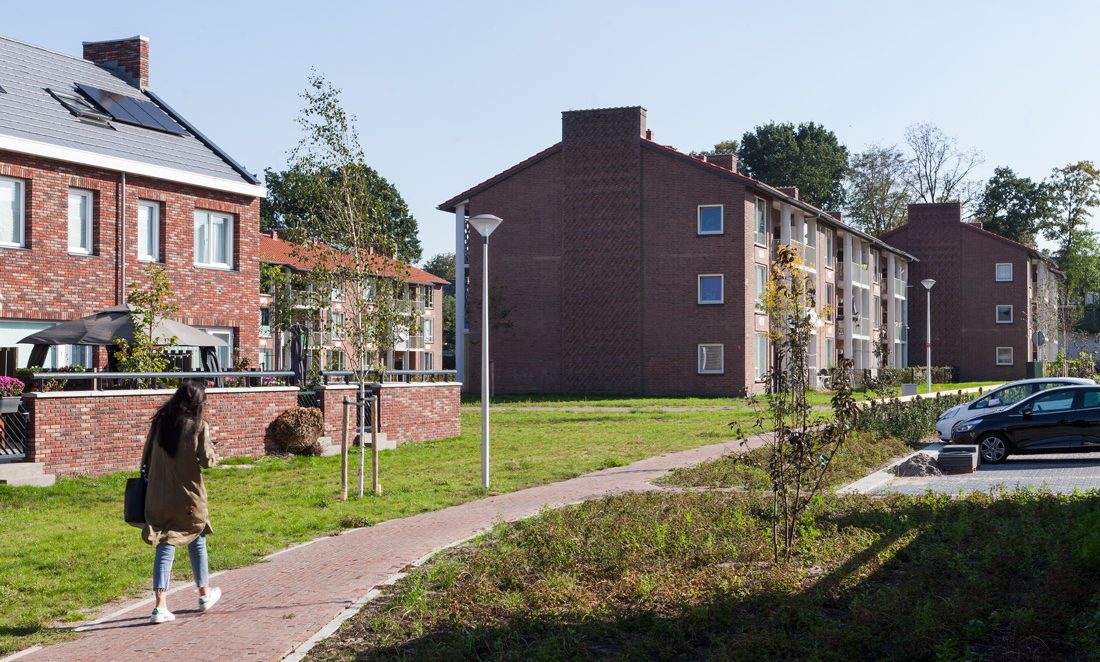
[5,0,1100,262]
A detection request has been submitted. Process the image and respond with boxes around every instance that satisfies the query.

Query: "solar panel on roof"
[74,83,186,135]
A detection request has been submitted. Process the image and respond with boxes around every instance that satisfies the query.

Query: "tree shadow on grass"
[334,493,1100,661]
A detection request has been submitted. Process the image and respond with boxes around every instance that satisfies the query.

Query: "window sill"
[698,372,724,376]
[194,263,236,272]
[697,230,725,236]
[698,301,724,306]
[0,243,28,251]
[996,321,1014,325]
[138,257,162,264]
[68,251,96,257]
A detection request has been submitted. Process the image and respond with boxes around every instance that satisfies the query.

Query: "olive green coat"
[140,419,218,547]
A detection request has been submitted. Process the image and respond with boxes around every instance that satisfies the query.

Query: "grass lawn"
[463,382,1001,409]
[0,407,756,656]
[309,489,1100,661]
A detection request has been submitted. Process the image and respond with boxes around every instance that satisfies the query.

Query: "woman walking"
[140,379,222,623]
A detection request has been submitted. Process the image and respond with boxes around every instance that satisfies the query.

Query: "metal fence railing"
[0,403,29,462]
[298,391,321,409]
[320,370,458,385]
[27,371,296,391]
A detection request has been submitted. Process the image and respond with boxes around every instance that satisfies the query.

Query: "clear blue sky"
[6,0,1099,262]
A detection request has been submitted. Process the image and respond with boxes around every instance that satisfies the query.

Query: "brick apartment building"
[258,231,447,375]
[0,34,266,373]
[880,202,1060,381]
[440,107,916,396]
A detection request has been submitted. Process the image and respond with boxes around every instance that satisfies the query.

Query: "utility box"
[938,445,979,474]
[1026,361,1045,379]
[901,384,918,396]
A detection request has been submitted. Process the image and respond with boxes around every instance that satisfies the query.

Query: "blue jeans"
[153,535,209,591]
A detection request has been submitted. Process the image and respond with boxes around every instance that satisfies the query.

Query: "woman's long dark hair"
[151,380,206,458]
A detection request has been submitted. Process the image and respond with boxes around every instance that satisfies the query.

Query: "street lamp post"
[468,214,503,490]
[921,278,936,394]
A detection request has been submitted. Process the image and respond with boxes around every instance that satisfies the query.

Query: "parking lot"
[874,450,1100,495]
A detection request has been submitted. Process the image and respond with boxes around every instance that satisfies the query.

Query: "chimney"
[907,202,962,226]
[706,153,736,172]
[645,129,653,141]
[562,106,647,149]
[827,211,843,221]
[83,36,149,89]
[778,186,799,200]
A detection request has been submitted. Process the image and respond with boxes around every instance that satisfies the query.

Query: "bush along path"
[16,435,770,662]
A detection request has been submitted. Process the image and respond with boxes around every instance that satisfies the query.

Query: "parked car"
[935,377,1095,441]
[949,385,1100,463]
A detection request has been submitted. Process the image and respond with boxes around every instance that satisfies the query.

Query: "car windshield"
[973,384,1031,409]
[1024,390,1076,413]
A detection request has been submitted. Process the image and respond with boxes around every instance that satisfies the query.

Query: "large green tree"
[262,164,422,264]
[735,122,849,210]
[973,167,1049,246]
[1044,161,1100,307]
[844,145,909,235]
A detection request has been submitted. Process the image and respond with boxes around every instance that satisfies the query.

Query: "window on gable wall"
[68,188,93,254]
[698,204,723,234]
[137,200,159,262]
[754,198,768,245]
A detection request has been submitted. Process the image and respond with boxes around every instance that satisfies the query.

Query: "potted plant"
[0,376,25,413]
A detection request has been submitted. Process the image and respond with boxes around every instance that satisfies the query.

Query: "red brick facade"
[0,149,261,366]
[316,383,460,444]
[23,387,297,476]
[880,203,1059,381]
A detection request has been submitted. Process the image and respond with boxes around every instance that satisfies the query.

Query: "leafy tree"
[973,167,1049,246]
[263,164,422,263]
[902,123,983,208]
[113,265,179,383]
[1044,161,1100,308]
[711,139,738,155]
[421,252,455,296]
[844,145,909,235]
[283,72,419,495]
[737,122,849,210]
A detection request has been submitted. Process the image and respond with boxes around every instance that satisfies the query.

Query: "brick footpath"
[20,435,763,662]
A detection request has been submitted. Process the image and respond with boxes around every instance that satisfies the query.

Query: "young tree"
[740,245,858,563]
[973,167,1049,246]
[737,122,849,210]
[113,265,180,384]
[902,123,983,209]
[844,144,910,235]
[283,72,418,495]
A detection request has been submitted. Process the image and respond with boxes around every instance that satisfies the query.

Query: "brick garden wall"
[316,383,460,445]
[24,387,297,476]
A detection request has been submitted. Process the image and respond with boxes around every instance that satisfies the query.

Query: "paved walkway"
[17,436,762,662]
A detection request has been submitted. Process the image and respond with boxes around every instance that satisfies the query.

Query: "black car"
[949,385,1100,464]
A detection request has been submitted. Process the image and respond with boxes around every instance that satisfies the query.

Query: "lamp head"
[469,214,503,238]
[921,278,936,291]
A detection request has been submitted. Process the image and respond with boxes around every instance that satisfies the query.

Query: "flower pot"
[0,396,21,414]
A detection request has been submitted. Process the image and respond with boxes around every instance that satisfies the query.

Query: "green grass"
[0,407,755,656]
[657,430,915,491]
[463,382,1001,409]
[309,489,1100,661]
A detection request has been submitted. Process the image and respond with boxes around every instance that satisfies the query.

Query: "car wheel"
[978,434,1010,464]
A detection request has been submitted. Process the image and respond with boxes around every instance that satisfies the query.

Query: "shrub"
[270,406,325,455]
[874,366,959,387]
[854,392,973,442]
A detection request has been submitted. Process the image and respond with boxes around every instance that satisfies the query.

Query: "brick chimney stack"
[706,153,736,172]
[83,36,149,90]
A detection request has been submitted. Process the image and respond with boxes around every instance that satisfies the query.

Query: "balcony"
[860,318,871,337]
[895,321,906,342]
[894,277,906,297]
[395,334,425,351]
[398,299,426,316]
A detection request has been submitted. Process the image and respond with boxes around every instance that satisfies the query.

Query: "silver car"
[935,377,1096,441]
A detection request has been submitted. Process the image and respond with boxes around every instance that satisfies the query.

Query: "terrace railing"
[29,370,295,391]
[0,402,29,462]
[320,369,458,385]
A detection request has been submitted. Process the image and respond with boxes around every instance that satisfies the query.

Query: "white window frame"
[825,228,835,267]
[193,209,235,269]
[996,346,1014,366]
[0,176,25,248]
[995,263,1013,282]
[423,317,434,344]
[755,333,769,381]
[755,264,767,310]
[698,343,724,375]
[68,188,94,255]
[825,337,835,368]
[754,197,768,246]
[698,274,724,305]
[424,285,435,309]
[258,348,274,371]
[329,311,345,339]
[996,305,1013,324]
[697,204,724,235]
[199,327,234,369]
[137,200,160,262]
[423,351,435,370]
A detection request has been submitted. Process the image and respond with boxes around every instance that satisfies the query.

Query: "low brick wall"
[24,387,299,476]
[316,382,460,445]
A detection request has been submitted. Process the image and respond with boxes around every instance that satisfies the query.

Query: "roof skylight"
[49,88,111,125]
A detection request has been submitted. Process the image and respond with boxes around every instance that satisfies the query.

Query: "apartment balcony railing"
[857,266,871,287]
[894,278,906,297]
[860,318,871,337]
[398,299,426,315]
[895,321,907,342]
[395,334,425,351]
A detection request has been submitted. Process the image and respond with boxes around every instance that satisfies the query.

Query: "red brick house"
[880,203,1061,381]
[258,231,447,376]
[440,107,916,396]
[0,35,265,373]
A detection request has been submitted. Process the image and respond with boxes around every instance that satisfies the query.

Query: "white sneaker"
[149,607,175,624]
[199,586,222,612]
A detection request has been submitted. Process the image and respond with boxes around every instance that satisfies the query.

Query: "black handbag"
[124,439,152,527]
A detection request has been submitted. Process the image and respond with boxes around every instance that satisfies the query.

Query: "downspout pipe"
[119,171,127,304]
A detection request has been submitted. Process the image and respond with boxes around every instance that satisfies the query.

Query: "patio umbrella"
[20,304,228,368]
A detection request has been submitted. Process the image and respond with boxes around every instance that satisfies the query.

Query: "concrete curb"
[836,442,944,495]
